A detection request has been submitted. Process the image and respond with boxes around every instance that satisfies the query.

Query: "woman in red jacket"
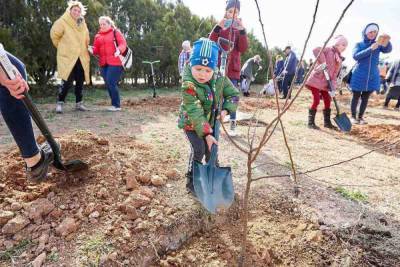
[89,16,127,111]
[305,35,348,129]
[209,0,248,136]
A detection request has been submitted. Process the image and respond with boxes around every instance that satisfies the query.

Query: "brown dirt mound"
[0,130,180,266]
[240,98,277,112]
[98,96,181,113]
[351,124,400,156]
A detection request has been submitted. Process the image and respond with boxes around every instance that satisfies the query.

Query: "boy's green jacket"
[178,65,239,138]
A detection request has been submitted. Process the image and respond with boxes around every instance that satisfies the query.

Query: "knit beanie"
[226,0,240,11]
[365,24,379,35]
[332,35,348,47]
[190,38,219,70]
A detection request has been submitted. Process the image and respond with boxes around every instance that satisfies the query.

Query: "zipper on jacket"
[365,49,372,92]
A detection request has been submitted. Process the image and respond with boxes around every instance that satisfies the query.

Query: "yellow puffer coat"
[50,11,90,83]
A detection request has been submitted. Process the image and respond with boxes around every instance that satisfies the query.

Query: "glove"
[329,90,336,98]
[282,70,288,75]
[87,46,93,54]
[251,77,255,82]
[114,49,121,57]
[258,66,263,70]
[317,63,327,71]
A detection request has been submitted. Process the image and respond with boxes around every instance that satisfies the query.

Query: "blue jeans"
[229,79,240,120]
[101,65,124,108]
[0,53,38,158]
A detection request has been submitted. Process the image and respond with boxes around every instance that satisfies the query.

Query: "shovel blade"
[334,113,352,132]
[193,162,234,214]
[52,158,88,172]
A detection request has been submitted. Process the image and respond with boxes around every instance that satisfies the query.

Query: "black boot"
[185,171,196,196]
[323,109,337,129]
[308,109,319,129]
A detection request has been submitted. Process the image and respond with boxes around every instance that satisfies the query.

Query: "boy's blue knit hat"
[190,38,219,70]
[226,0,240,11]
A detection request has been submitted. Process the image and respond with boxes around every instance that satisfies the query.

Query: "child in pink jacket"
[305,35,348,129]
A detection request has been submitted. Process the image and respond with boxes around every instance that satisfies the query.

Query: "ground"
[0,85,399,266]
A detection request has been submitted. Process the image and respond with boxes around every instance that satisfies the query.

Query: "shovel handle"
[323,69,341,115]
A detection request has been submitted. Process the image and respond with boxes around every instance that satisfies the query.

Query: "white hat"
[365,24,379,34]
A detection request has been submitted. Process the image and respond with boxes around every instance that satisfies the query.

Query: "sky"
[180,0,399,66]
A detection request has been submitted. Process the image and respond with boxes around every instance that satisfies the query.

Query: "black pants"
[384,86,400,108]
[57,59,84,103]
[282,73,295,98]
[184,130,210,174]
[351,91,372,119]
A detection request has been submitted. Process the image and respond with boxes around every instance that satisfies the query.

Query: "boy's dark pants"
[184,130,210,189]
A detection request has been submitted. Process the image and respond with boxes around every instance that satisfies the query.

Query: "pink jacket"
[306,46,342,91]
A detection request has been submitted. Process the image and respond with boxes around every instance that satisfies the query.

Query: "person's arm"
[353,43,373,61]
[380,41,392,54]
[0,53,29,99]
[236,30,248,53]
[313,47,327,64]
[115,30,127,54]
[209,24,221,42]
[178,52,185,75]
[92,35,100,55]
[385,62,395,82]
[181,81,212,138]
[50,19,64,48]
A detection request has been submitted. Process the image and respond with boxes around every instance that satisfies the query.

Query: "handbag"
[113,29,133,69]
[342,67,353,84]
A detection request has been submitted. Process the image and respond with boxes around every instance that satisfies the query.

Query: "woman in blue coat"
[350,23,392,124]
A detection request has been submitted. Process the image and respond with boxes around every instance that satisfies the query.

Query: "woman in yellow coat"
[50,1,90,113]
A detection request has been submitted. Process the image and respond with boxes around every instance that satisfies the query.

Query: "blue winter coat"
[350,23,392,92]
[274,60,284,77]
[283,51,298,75]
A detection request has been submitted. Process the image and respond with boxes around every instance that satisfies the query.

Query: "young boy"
[178,38,239,195]
[178,40,191,77]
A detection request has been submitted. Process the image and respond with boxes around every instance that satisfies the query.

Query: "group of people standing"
[301,23,393,129]
[51,0,128,113]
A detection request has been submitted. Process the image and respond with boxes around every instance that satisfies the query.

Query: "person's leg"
[56,70,74,113]
[396,96,400,109]
[351,91,361,120]
[106,66,123,108]
[100,66,111,100]
[228,79,239,135]
[321,91,335,129]
[73,60,89,111]
[281,75,289,98]
[0,88,53,181]
[287,74,295,98]
[358,91,372,123]
[184,130,206,194]
[308,86,320,129]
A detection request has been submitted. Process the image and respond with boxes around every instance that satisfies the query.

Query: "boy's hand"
[0,68,28,99]
[371,42,379,50]
[205,135,218,151]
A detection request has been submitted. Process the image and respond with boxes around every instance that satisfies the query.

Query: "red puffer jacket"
[209,25,248,80]
[306,46,342,91]
[92,28,127,67]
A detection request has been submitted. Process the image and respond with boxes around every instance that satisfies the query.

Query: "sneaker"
[228,120,237,137]
[358,118,368,125]
[25,142,54,183]
[382,105,389,110]
[75,102,90,111]
[350,117,360,124]
[56,101,64,114]
[107,106,122,112]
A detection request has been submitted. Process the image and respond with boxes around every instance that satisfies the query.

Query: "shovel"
[193,120,234,214]
[323,69,352,132]
[0,44,88,172]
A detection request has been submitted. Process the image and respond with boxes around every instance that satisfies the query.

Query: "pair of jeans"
[0,53,38,158]
[229,78,240,120]
[351,91,372,119]
[57,59,84,103]
[282,73,295,98]
[101,65,124,108]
